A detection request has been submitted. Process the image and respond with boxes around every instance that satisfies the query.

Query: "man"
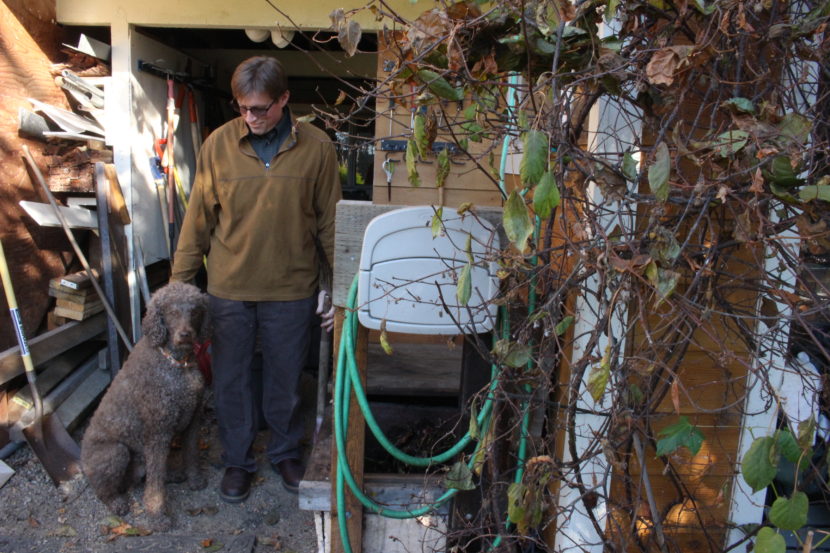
[172,56,339,501]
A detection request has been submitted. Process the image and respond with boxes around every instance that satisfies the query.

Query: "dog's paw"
[149,513,173,532]
[188,474,207,491]
[107,495,130,517]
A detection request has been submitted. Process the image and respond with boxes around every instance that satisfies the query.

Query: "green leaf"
[521,130,548,186]
[655,416,705,457]
[517,109,529,131]
[457,262,472,306]
[445,461,476,490]
[605,0,620,22]
[690,0,716,13]
[507,482,528,526]
[742,436,778,493]
[406,139,420,187]
[492,339,533,368]
[622,152,638,182]
[379,321,393,355]
[627,383,644,405]
[414,112,428,159]
[778,113,812,146]
[587,348,611,403]
[721,97,755,114]
[649,226,681,264]
[469,402,480,440]
[431,206,443,238]
[799,185,830,202]
[555,315,574,336]
[763,155,802,188]
[532,171,560,219]
[769,491,808,531]
[714,130,750,157]
[754,527,786,553]
[436,147,450,188]
[416,69,464,101]
[648,142,670,202]
[798,415,816,448]
[461,121,485,142]
[776,429,802,464]
[503,190,533,252]
[655,268,680,303]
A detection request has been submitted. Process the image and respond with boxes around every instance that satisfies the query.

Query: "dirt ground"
[0,373,322,553]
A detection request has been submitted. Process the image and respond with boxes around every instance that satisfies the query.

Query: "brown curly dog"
[81,281,211,531]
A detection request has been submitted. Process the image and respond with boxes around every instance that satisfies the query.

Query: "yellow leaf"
[380,320,393,355]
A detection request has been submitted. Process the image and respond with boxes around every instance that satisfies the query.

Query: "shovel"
[0,238,82,485]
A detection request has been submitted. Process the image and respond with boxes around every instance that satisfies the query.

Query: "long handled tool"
[22,145,133,353]
[0,238,82,485]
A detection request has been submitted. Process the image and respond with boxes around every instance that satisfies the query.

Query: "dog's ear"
[142,294,168,347]
[197,294,211,342]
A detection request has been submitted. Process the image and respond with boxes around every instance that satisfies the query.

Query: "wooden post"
[330,309,367,553]
[95,163,120,377]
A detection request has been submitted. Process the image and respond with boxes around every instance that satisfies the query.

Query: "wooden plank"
[96,161,132,372]
[8,351,100,441]
[49,281,97,302]
[366,342,461,397]
[372,186,503,209]
[19,200,98,230]
[55,269,97,291]
[0,312,106,386]
[11,341,103,409]
[104,163,131,224]
[54,299,105,320]
[331,312,367,553]
[55,357,110,432]
[333,200,503,308]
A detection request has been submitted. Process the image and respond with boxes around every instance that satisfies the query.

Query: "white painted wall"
[127,30,200,265]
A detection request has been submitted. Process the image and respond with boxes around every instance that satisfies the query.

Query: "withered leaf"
[338,20,362,57]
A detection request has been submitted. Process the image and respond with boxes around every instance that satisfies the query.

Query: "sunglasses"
[230,98,275,118]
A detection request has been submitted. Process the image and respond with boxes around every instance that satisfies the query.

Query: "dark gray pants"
[209,294,316,472]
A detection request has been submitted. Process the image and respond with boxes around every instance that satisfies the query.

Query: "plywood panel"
[373,33,504,208]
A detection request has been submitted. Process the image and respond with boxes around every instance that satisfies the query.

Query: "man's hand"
[316,290,335,333]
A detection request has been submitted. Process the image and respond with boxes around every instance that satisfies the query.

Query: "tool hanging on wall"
[187,86,202,159]
[164,77,178,260]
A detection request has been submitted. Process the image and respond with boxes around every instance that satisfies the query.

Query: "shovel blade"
[21,413,82,486]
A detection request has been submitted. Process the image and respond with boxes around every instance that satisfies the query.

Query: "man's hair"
[231,56,288,100]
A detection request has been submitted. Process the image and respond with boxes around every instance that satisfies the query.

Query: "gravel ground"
[0,374,321,553]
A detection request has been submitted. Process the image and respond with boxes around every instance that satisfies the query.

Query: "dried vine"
[292,0,830,551]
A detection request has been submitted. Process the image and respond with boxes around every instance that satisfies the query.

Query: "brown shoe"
[219,467,253,503]
[272,459,304,493]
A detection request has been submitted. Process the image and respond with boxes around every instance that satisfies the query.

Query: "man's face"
[235,90,290,135]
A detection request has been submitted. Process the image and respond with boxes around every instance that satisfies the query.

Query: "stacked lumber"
[49,270,103,321]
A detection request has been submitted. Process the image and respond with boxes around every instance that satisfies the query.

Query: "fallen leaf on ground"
[201,538,224,551]
[48,525,77,537]
[258,534,283,549]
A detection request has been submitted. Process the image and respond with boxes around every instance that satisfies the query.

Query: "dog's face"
[162,304,206,351]
[142,282,211,350]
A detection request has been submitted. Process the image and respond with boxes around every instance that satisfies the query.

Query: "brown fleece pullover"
[171,114,340,301]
